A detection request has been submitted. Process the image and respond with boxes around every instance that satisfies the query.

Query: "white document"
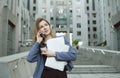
[45,37,69,71]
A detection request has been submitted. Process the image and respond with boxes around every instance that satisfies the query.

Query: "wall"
[0,52,36,78]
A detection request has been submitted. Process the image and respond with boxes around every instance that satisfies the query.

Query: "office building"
[29,0,88,46]
[0,0,34,56]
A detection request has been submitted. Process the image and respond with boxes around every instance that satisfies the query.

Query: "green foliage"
[72,39,79,46]
[97,40,107,46]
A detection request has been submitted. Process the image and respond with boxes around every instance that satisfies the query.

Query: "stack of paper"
[45,36,69,71]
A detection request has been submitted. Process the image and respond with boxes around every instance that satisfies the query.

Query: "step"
[73,61,96,65]
[67,73,120,78]
[72,59,97,65]
[68,65,119,74]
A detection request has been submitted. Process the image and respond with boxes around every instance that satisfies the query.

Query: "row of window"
[87,13,96,18]
[76,31,97,39]
[33,0,73,5]
[88,34,97,39]
[86,0,95,11]
[76,20,97,25]
[77,31,97,38]
[88,20,96,24]
[33,8,73,14]
[88,27,97,32]
[77,23,97,32]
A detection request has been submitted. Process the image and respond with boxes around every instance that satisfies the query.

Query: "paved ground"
[67,74,120,78]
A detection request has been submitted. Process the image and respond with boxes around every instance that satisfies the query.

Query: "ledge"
[0,51,28,63]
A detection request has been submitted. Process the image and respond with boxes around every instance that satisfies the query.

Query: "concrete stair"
[72,53,97,65]
[69,51,119,74]
[67,49,120,78]
[68,65,119,74]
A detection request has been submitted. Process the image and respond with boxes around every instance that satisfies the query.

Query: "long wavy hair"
[32,18,55,43]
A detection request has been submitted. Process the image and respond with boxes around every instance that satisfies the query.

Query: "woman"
[27,18,76,78]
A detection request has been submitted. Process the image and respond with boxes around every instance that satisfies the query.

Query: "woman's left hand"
[41,49,56,57]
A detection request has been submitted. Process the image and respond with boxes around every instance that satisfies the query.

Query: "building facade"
[29,0,88,46]
[84,0,120,51]
[72,0,88,46]
[85,0,101,46]
[0,0,120,57]
[100,0,120,50]
[0,0,34,56]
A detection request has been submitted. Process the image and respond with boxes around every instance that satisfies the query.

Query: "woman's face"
[39,20,51,36]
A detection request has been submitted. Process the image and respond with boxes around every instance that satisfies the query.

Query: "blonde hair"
[32,18,55,43]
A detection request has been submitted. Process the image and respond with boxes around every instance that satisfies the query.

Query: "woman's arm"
[26,42,41,63]
[55,38,77,61]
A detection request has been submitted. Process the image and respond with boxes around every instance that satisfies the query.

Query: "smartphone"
[40,33,46,40]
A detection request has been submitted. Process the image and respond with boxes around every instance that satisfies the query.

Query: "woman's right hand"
[36,32,43,43]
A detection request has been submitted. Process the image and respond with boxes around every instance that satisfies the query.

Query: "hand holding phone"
[36,32,45,43]
[40,33,46,38]
[40,33,46,41]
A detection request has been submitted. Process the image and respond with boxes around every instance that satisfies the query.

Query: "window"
[50,8,53,13]
[77,15,81,17]
[87,13,90,17]
[87,6,89,10]
[88,27,90,31]
[77,23,81,28]
[93,27,97,31]
[93,20,96,24]
[88,20,90,24]
[93,34,97,39]
[33,0,36,4]
[92,0,95,10]
[24,21,26,25]
[42,8,46,13]
[92,13,96,18]
[88,34,90,38]
[58,9,64,14]
[33,7,36,11]
[70,9,72,13]
[51,17,53,20]
[76,8,80,13]
[68,1,72,5]
[108,13,111,18]
[33,13,35,18]
[86,0,89,3]
[56,1,64,5]
[21,17,23,21]
[77,31,81,36]
[88,42,90,46]
[94,42,97,46]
